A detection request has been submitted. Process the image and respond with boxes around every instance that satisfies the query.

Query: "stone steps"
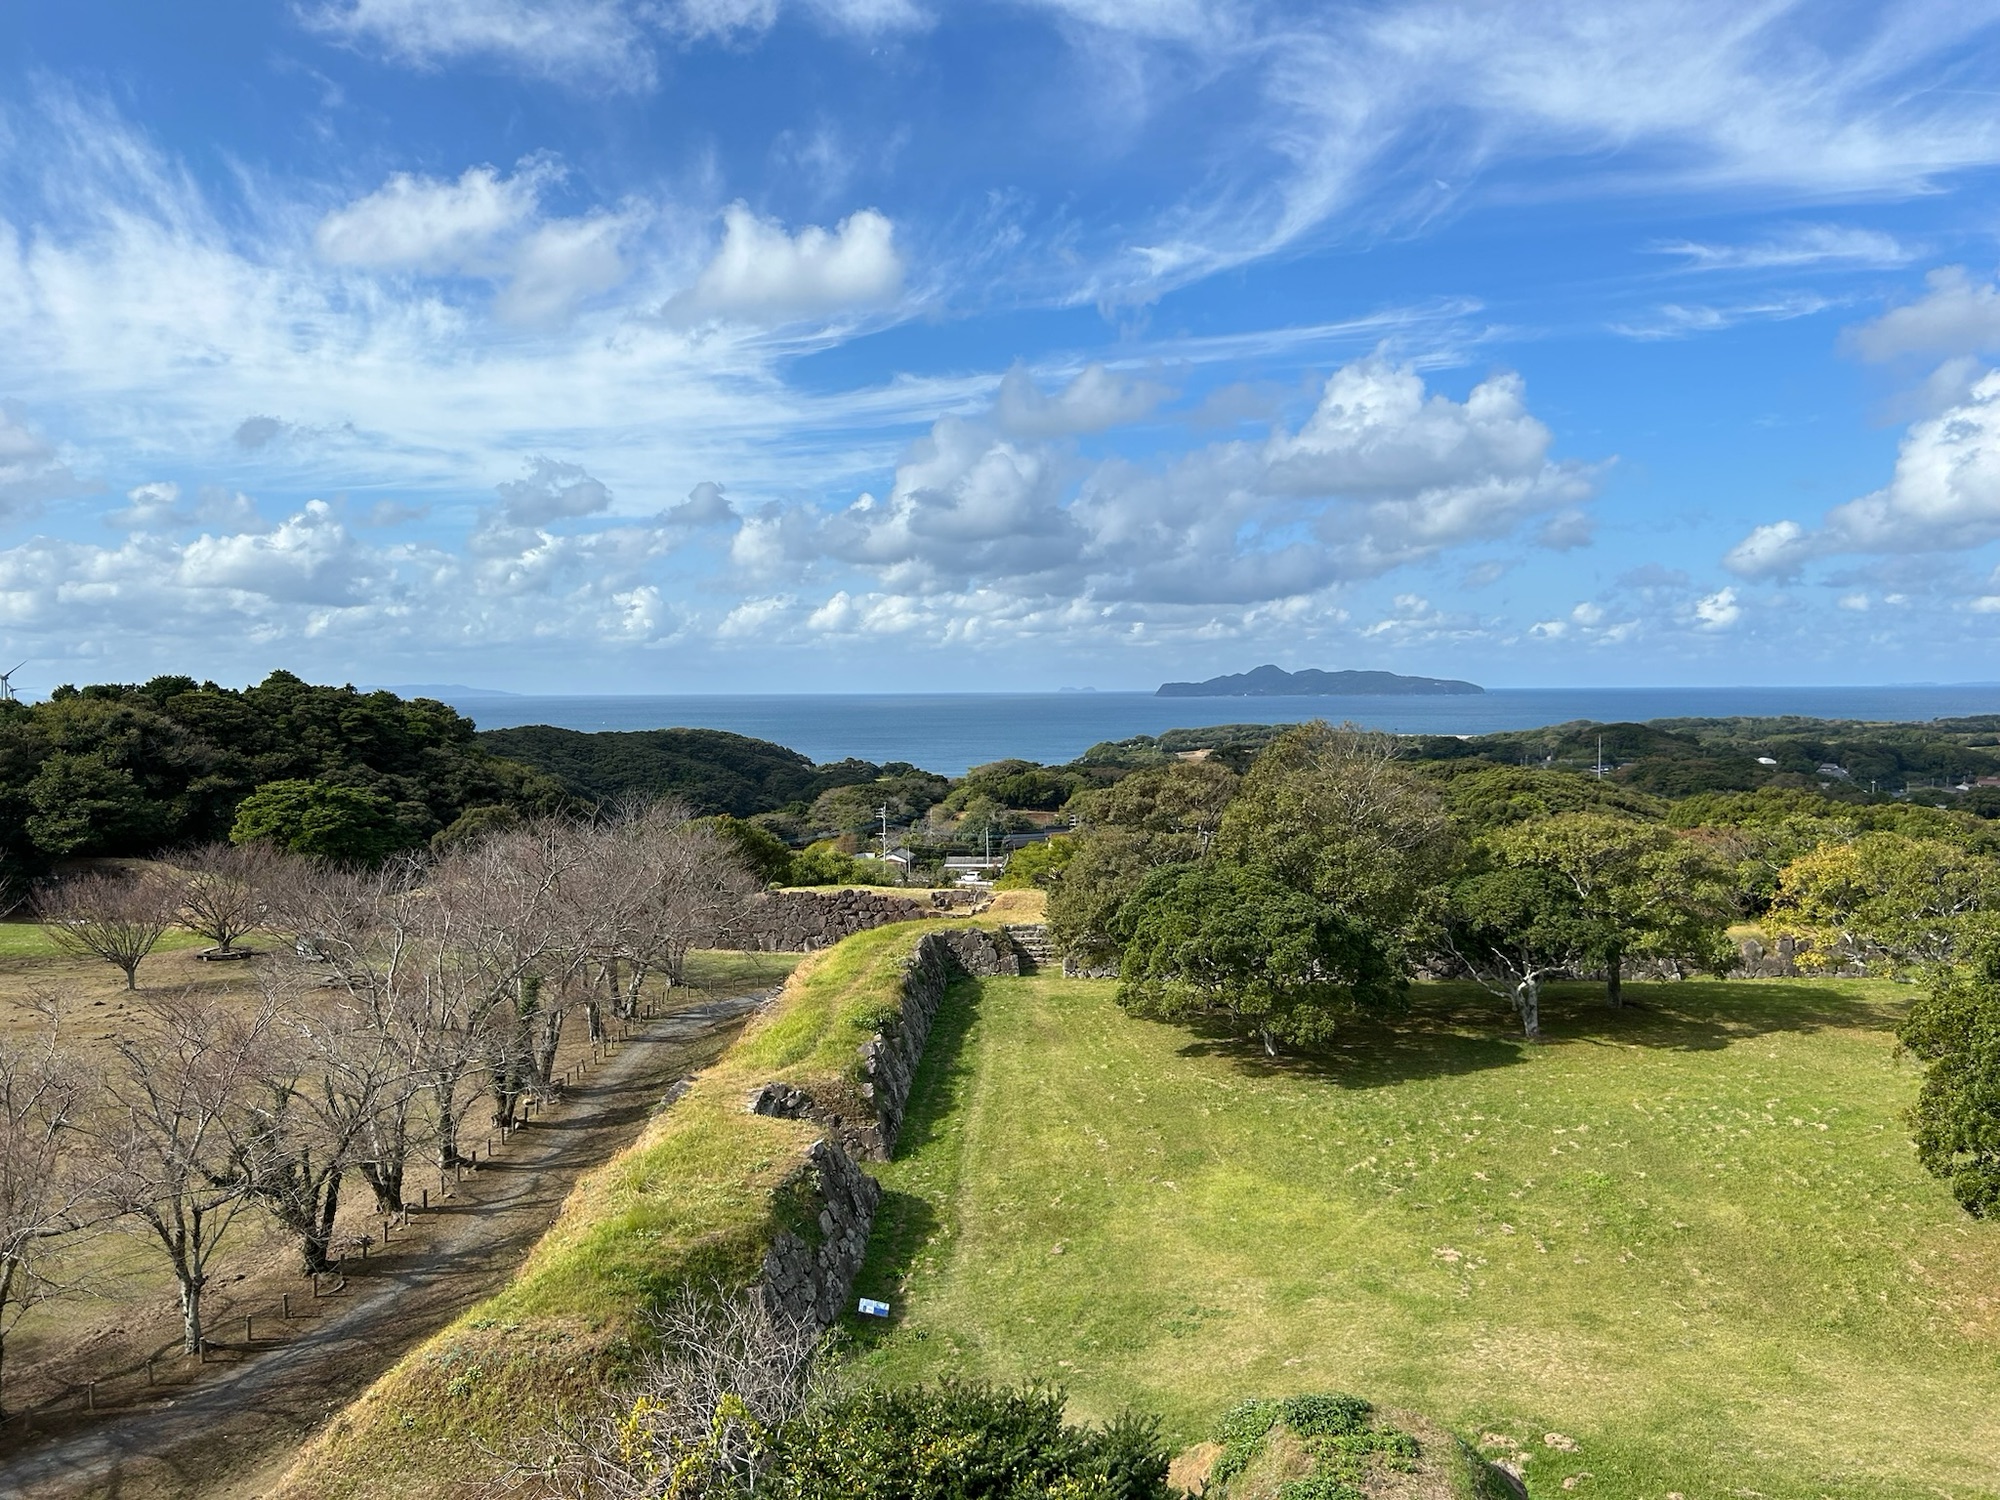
[1003,923,1056,970]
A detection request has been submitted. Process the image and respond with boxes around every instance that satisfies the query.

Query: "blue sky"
[1,1,1998,695]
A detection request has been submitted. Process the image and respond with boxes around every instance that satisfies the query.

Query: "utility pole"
[877,805,890,860]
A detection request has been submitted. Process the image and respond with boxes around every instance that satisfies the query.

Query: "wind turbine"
[0,663,24,703]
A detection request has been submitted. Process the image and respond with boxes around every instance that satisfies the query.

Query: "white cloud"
[1652,224,1913,271]
[1692,587,1740,630]
[662,481,737,526]
[495,212,631,324]
[667,204,903,325]
[1726,371,2000,575]
[314,164,546,272]
[994,364,1170,438]
[1723,518,1813,580]
[1848,267,2000,362]
[302,0,658,90]
[1610,294,1832,341]
[0,411,92,516]
[739,355,1600,611]
[493,457,613,526]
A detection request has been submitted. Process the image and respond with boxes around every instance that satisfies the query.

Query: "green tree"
[789,841,871,887]
[1488,812,1736,1003]
[1900,940,2000,1217]
[1108,862,1404,1055]
[229,779,411,861]
[1214,723,1457,954]
[24,751,166,857]
[700,815,796,885]
[1445,867,1601,1040]
[996,835,1073,891]
[1769,832,2000,970]
[1047,760,1238,964]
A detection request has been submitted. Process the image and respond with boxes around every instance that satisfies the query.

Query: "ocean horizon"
[448,685,2000,778]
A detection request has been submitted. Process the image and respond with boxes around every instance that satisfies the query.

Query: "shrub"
[768,1381,1172,1499]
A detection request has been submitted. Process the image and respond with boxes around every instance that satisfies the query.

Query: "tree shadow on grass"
[1169,978,1900,1089]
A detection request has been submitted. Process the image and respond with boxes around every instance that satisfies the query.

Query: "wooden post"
[245,1315,253,1343]
[86,1381,95,1411]
[147,1356,155,1386]
[422,1188,429,1210]
[282,1292,291,1320]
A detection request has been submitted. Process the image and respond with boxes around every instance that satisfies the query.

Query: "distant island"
[1157,665,1485,697]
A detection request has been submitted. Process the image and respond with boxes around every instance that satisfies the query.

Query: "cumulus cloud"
[995,364,1170,438]
[737,354,1600,610]
[1847,267,2000,362]
[663,481,737,526]
[1726,372,2000,577]
[667,204,902,325]
[314,162,630,322]
[177,501,367,605]
[1692,587,1740,630]
[493,457,613,527]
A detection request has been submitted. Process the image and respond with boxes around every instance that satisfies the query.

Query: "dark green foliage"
[1048,761,1239,962]
[229,778,414,860]
[1900,942,2000,1217]
[0,672,562,871]
[477,724,889,818]
[1109,861,1405,1052]
[700,815,797,884]
[789,842,874,886]
[768,1382,1171,1499]
[1427,762,1667,834]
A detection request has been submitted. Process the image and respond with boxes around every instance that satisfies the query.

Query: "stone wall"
[746,925,1024,1327]
[748,926,1023,1161]
[754,1138,882,1328]
[736,888,994,951]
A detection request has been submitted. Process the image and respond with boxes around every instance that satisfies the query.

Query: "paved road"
[0,991,769,1500]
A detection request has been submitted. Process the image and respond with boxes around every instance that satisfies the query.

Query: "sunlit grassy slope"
[849,975,2000,1500]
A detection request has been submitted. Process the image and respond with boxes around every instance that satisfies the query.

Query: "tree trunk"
[180,1275,204,1356]
[361,1154,403,1215]
[304,1169,343,1275]
[431,1080,463,1169]
[1260,1028,1277,1057]
[1605,946,1624,1008]
[586,998,604,1044]
[121,963,139,991]
[1514,978,1541,1041]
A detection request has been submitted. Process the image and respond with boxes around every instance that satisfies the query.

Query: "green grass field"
[848,975,2000,1500]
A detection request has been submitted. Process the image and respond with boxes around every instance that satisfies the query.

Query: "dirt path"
[0,991,769,1500]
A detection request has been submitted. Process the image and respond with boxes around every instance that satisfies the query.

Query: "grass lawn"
[848,974,2000,1500]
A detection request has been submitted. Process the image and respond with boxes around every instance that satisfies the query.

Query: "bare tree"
[244,976,411,1273]
[168,841,272,954]
[36,869,178,990]
[0,997,91,1417]
[509,1284,826,1499]
[87,988,284,1353]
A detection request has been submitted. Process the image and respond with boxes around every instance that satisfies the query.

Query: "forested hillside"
[475,724,891,817]
[0,671,563,879]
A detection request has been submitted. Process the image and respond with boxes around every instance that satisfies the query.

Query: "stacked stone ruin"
[745,925,1029,1328]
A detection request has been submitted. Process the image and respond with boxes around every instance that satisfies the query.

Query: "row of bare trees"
[0,804,759,1414]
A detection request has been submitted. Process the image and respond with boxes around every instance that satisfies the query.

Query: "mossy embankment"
[273,899,1039,1500]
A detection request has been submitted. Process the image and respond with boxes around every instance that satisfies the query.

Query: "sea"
[446,686,2000,778]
